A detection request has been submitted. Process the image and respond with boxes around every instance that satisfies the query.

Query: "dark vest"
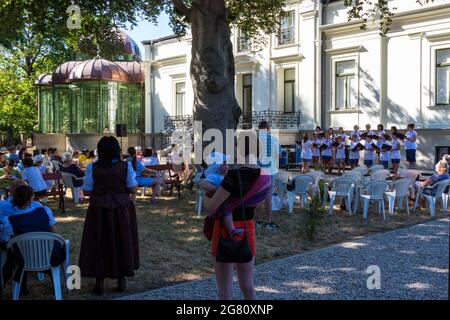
[8,207,50,236]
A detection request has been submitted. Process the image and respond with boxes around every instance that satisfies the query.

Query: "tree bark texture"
[190,0,242,145]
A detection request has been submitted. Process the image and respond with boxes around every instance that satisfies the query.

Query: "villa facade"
[142,0,450,169]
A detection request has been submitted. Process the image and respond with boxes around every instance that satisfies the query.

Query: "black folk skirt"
[79,196,139,279]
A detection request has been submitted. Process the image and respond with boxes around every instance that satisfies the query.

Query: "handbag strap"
[236,167,247,232]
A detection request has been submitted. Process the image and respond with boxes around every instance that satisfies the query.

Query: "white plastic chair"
[349,166,368,175]
[401,169,421,182]
[7,232,70,300]
[413,179,450,217]
[305,171,324,203]
[195,187,205,217]
[370,165,385,174]
[272,172,289,211]
[371,169,390,181]
[287,175,314,214]
[61,172,83,204]
[359,180,389,220]
[327,178,355,215]
[385,178,413,216]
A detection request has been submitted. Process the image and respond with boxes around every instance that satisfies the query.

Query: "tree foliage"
[344,0,434,34]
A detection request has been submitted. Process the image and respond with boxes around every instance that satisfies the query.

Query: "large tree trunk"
[190,0,242,149]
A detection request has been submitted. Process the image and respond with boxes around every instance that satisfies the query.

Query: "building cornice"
[150,55,187,68]
[324,45,366,55]
[321,3,450,36]
[270,53,305,63]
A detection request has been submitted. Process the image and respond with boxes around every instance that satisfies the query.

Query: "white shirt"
[301,140,313,160]
[364,141,375,161]
[391,139,401,160]
[405,130,417,150]
[349,141,360,160]
[338,133,347,143]
[350,130,361,141]
[363,130,374,141]
[312,139,321,157]
[21,167,48,192]
[142,157,159,166]
[376,130,386,148]
[321,139,332,157]
[335,141,346,159]
[379,140,391,161]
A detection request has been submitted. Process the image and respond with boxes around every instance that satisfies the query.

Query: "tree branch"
[172,0,191,19]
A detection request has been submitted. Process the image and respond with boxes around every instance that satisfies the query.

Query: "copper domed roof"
[114,61,144,83]
[68,58,129,82]
[52,61,82,84]
[35,73,53,85]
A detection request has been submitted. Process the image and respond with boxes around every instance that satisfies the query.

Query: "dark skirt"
[79,195,139,279]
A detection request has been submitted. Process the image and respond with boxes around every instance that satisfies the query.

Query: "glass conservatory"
[36,32,144,135]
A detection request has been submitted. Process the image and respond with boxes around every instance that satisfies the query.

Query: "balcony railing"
[238,37,251,53]
[278,26,295,46]
[164,110,302,135]
[239,110,301,130]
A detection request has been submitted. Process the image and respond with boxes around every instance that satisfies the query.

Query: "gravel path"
[122,219,449,300]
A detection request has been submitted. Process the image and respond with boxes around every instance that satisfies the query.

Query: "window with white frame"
[284,68,295,113]
[436,48,450,105]
[335,60,357,110]
[242,74,252,114]
[279,11,295,46]
[175,82,186,116]
[237,29,250,52]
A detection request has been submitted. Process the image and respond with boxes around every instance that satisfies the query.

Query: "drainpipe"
[315,0,323,129]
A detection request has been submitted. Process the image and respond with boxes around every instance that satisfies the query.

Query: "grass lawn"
[1,188,444,300]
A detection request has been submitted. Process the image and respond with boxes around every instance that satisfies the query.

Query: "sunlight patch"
[338,242,367,249]
[418,266,448,274]
[286,281,333,294]
[56,216,84,223]
[406,282,432,290]
[255,286,281,294]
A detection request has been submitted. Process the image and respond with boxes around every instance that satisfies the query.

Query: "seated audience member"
[128,147,162,204]
[18,147,27,161]
[0,180,43,220]
[169,144,190,183]
[60,152,85,188]
[17,153,33,171]
[40,149,51,165]
[199,163,229,195]
[21,157,48,197]
[142,148,160,166]
[0,185,62,296]
[204,151,229,177]
[79,149,89,166]
[84,150,96,167]
[50,148,63,163]
[7,147,20,166]
[0,160,21,180]
[411,160,450,201]
[72,150,81,165]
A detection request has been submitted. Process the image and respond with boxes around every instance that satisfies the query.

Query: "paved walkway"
[122,219,449,300]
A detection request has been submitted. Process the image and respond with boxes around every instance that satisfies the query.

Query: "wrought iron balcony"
[278,26,295,46]
[239,110,301,130]
[237,36,251,53]
[163,110,302,134]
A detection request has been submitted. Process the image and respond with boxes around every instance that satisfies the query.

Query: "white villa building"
[142,0,450,169]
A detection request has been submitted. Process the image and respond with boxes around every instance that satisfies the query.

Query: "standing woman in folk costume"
[79,136,139,296]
